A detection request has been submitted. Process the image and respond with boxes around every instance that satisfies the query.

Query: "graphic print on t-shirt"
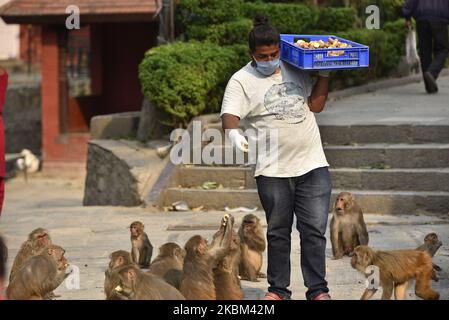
[263,82,307,124]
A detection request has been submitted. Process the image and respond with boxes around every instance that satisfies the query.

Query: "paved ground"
[317,74,449,126]
[1,175,448,300]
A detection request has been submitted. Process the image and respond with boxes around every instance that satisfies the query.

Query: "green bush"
[316,7,356,31]
[331,19,407,89]
[186,18,253,45]
[242,2,320,34]
[241,2,356,34]
[178,0,243,25]
[139,41,246,127]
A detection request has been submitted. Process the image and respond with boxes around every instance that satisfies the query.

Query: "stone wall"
[83,139,168,206]
[3,81,41,154]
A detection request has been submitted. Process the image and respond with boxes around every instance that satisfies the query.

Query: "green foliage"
[316,7,356,31]
[139,41,246,127]
[178,0,244,25]
[242,2,320,34]
[138,0,412,128]
[331,19,407,89]
[186,19,253,45]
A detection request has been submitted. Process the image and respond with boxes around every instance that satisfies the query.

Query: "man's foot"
[261,292,283,300]
[424,72,438,94]
[313,292,332,300]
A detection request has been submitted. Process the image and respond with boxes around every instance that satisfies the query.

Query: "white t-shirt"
[220,61,329,177]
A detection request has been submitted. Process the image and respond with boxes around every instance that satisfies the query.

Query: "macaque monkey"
[351,245,439,300]
[104,250,135,299]
[6,245,70,300]
[129,221,153,268]
[330,192,368,259]
[9,228,52,281]
[180,214,234,300]
[112,265,185,300]
[416,232,443,272]
[214,229,244,300]
[148,243,185,289]
[238,214,266,281]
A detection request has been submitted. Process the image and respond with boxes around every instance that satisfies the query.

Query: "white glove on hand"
[318,71,330,78]
[228,129,249,153]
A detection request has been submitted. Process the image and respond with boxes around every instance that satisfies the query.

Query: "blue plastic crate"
[280,34,369,70]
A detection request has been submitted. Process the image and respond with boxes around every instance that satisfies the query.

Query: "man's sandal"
[261,292,282,300]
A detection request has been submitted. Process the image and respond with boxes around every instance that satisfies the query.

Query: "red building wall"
[40,22,158,165]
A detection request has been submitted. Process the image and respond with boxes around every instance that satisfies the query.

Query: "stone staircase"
[155,117,449,215]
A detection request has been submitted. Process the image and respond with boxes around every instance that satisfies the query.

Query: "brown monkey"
[9,228,52,281]
[238,214,266,282]
[6,245,69,300]
[148,242,185,289]
[104,250,135,300]
[330,192,368,259]
[180,214,234,300]
[351,245,439,300]
[416,232,442,272]
[112,265,185,300]
[129,221,153,268]
[214,229,244,300]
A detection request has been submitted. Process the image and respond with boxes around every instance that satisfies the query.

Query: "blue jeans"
[256,167,332,300]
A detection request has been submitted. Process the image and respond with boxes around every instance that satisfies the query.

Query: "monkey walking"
[351,245,439,300]
[129,221,153,268]
[330,192,369,259]
[416,232,443,281]
[238,214,266,282]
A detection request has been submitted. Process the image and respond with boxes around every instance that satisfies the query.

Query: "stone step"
[201,121,449,144]
[319,125,449,145]
[160,188,449,215]
[325,144,449,168]
[331,168,449,192]
[173,166,449,192]
[173,165,256,189]
[186,144,449,168]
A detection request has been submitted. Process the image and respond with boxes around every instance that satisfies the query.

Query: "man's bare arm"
[222,113,240,130]
[308,76,329,113]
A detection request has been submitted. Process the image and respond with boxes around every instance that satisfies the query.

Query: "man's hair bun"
[254,14,269,27]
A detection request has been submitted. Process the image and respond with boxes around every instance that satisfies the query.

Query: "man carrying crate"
[403,0,449,94]
[221,15,332,301]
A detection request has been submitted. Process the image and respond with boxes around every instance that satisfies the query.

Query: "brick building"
[0,0,159,168]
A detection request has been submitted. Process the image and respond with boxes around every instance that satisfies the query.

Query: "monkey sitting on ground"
[238,214,266,282]
[104,250,135,300]
[214,229,244,300]
[6,245,70,300]
[330,192,369,259]
[180,214,234,300]
[148,243,185,290]
[129,221,153,268]
[9,228,52,281]
[112,265,185,300]
[351,245,439,300]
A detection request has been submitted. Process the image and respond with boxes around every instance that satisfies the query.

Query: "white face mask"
[253,57,281,76]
